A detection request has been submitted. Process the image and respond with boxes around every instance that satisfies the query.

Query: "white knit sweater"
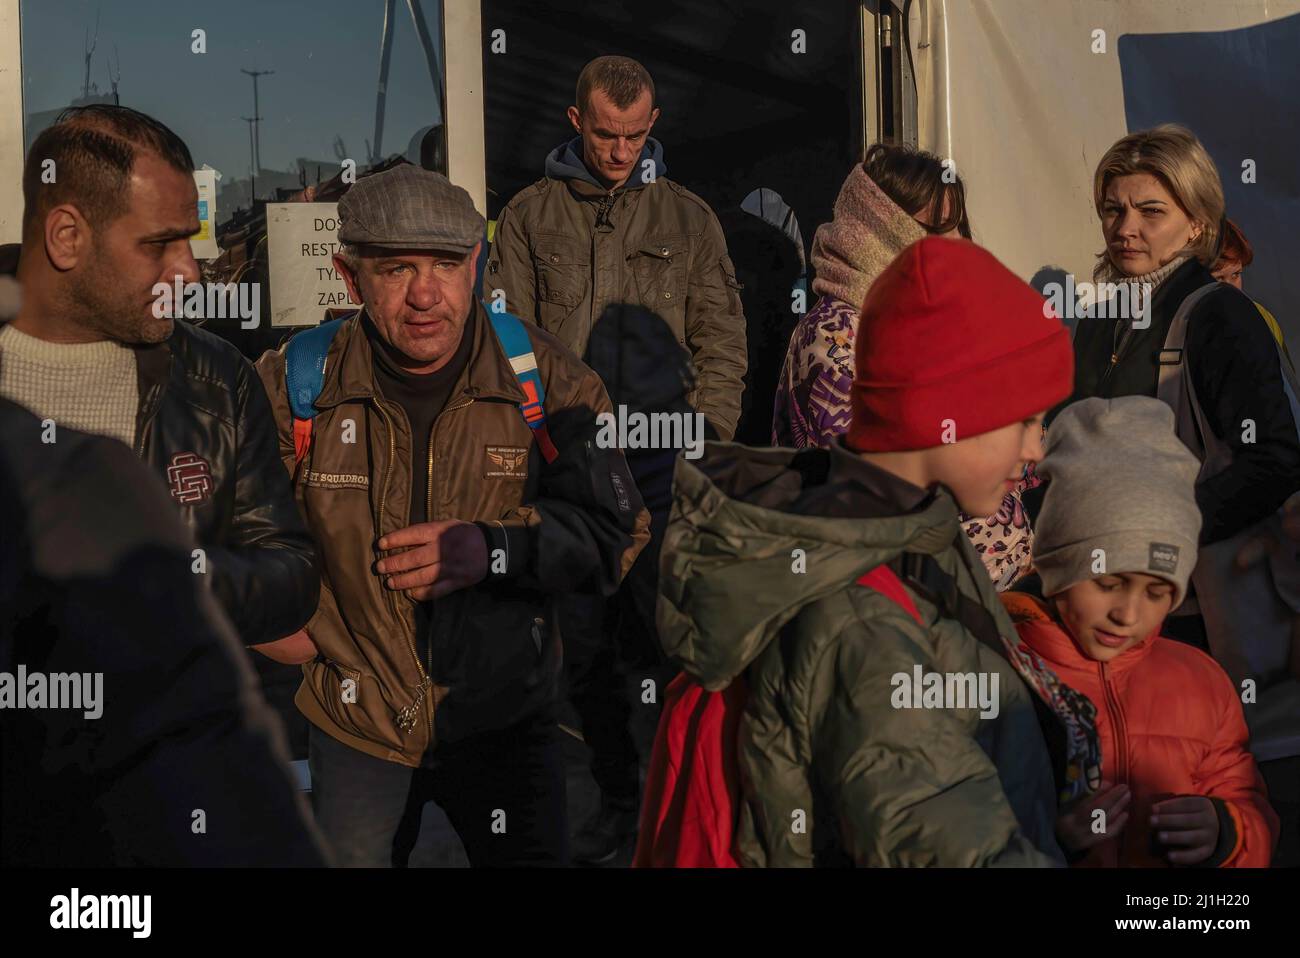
[0,324,139,448]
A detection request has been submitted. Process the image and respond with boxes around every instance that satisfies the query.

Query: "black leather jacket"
[130,318,319,644]
[0,396,326,865]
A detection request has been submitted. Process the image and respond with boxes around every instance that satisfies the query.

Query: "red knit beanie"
[845,237,1074,453]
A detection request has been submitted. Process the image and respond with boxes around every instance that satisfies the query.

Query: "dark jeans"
[308,714,568,867]
[565,450,677,809]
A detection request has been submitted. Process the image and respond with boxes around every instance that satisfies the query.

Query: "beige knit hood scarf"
[810,164,928,309]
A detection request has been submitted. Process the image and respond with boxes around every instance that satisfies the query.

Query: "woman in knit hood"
[773,145,1039,590]
[773,144,968,449]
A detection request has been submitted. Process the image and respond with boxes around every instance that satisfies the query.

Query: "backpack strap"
[855,565,923,626]
[1158,282,1300,472]
[286,308,562,468]
[888,551,1009,661]
[889,550,1082,797]
[285,316,349,464]
[1156,282,1223,465]
[484,305,560,464]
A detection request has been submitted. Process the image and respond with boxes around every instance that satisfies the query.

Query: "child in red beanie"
[652,236,1093,866]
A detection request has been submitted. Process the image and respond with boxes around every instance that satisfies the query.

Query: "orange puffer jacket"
[1001,593,1278,867]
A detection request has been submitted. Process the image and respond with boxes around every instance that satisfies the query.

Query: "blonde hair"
[1092,124,1224,275]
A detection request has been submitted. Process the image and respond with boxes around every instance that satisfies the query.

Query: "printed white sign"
[266,202,357,327]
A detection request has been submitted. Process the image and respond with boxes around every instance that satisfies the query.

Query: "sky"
[21,0,445,215]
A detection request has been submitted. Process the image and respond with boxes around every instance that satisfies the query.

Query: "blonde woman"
[1067,124,1300,651]
[1054,124,1300,869]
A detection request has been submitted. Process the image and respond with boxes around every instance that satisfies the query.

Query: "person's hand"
[1151,795,1219,865]
[251,629,319,665]
[376,519,488,601]
[1056,781,1131,854]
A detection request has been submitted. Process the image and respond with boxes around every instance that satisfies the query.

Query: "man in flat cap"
[255,163,649,867]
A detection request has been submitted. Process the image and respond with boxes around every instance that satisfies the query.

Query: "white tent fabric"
[908,0,1300,341]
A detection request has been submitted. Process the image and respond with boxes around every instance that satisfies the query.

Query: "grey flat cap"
[337,164,486,254]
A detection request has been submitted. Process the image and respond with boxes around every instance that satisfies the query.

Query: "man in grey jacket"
[487,56,747,862]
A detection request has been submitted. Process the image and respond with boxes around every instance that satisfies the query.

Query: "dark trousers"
[565,451,677,809]
[308,715,568,867]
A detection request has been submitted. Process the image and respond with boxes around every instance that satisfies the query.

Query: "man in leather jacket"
[0,105,318,653]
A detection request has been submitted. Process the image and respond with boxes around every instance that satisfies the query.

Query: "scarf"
[810,165,927,309]
[1092,252,1194,318]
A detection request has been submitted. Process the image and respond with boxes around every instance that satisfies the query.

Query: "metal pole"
[241,69,274,180]
[406,0,445,116]
[241,116,256,203]
[373,0,398,164]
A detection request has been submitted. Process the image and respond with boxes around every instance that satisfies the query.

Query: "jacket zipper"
[1097,321,1129,395]
[373,398,433,738]
[591,190,616,340]
[595,190,614,230]
[133,383,164,457]
[1098,660,1127,781]
[1098,660,1131,863]
[418,393,475,746]
[424,416,437,747]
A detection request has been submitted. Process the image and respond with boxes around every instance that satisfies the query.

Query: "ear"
[566,105,582,135]
[332,252,364,306]
[44,204,89,272]
[648,106,661,131]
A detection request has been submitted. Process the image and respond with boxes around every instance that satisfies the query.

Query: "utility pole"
[241,116,257,204]
[240,68,274,179]
[82,9,101,100]
[107,45,120,105]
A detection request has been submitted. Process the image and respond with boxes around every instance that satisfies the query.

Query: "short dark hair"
[863,142,971,239]
[21,104,195,241]
[575,56,655,114]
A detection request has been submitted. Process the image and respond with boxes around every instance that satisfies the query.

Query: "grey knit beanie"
[1034,396,1202,605]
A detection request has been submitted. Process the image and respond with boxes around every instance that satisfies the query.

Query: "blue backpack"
[285,306,559,466]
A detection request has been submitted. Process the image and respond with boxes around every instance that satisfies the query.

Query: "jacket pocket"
[628,235,689,337]
[305,657,406,752]
[532,234,589,315]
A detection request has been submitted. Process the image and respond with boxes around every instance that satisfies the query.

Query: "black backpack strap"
[890,552,1007,660]
[890,551,1073,799]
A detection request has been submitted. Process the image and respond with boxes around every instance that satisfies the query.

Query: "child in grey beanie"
[999,396,1276,867]
[1033,395,1202,606]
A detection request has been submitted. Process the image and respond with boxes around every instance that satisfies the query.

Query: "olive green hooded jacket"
[657,441,1064,867]
[486,137,746,440]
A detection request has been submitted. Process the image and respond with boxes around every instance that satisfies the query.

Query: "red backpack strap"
[855,565,924,626]
[293,417,314,466]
